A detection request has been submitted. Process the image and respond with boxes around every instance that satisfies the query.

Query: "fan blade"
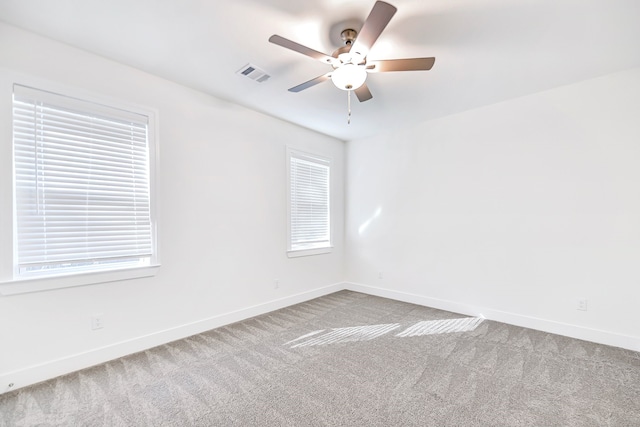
[269,35,335,65]
[354,84,373,102]
[288,72,332,92]
[367,57,436,72]
[350,1,397,57]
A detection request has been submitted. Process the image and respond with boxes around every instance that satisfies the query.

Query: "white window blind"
[12,84,155,278]
[288,150,331,252]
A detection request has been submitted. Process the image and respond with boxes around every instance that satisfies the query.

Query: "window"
[7,84,158,289]
[287,148,331,257]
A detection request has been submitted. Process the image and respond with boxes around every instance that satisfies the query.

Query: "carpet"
[1,290,639,426]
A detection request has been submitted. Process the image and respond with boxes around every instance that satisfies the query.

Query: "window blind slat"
[13,85,154,277]
[289,152,330,251]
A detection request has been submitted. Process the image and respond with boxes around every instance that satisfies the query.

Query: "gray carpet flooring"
[1,290,639,426]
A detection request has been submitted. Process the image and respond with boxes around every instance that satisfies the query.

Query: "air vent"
[236,64,271,83]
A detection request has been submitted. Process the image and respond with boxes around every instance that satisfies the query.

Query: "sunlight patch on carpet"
[286,317,484,348]
[288,323,400,348]
[396,317,484,337]
[284,329,326,346]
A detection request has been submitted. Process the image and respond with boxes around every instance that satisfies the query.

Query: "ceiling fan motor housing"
[341,29,358,45]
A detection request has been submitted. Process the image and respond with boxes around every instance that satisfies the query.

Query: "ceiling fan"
[268,1,435,103]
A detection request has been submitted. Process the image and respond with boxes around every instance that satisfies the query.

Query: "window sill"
[287,247,333,258]
[0,264,160,296]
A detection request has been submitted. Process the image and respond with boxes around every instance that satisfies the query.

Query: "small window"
[287,148,331,257]
[10,84,158,282]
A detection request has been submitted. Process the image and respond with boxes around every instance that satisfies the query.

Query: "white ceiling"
[1,0,639,141]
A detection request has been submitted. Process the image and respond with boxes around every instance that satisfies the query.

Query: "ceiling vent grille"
[237,64,271,83]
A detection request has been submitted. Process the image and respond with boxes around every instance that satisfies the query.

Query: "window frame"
[0,80,160,295]
[286,147,332,258]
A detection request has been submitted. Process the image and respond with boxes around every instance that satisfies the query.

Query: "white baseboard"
[345,282,640,353]
[0,282,344,395]
[4,281,638,395]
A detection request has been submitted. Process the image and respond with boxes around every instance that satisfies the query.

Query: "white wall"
[0,23,345,393]
[346,68,640,351]
[2,19,639,396]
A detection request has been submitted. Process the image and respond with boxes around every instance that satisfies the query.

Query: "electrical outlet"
[378,271,384,279]
[91,313,104,330]
[576,298,588,311]
[274,279,280,289]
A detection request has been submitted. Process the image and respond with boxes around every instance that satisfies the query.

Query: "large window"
[287,148,331,257]
[7,84,158,290]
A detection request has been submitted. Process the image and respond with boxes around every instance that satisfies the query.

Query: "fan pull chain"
[347,89,352,124]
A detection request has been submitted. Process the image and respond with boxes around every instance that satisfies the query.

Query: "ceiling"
[1,0,639,141]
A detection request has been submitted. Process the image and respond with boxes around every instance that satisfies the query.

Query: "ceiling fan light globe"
[331,64,367,91]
